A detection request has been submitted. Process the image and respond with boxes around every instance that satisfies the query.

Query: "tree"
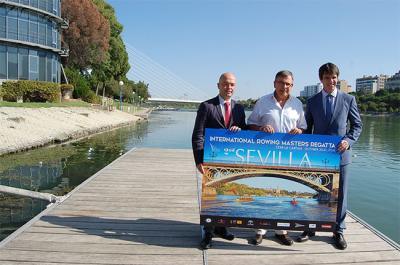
[134,81,150,100]
[62,0,110,71]
[297,96,307,104]
[375,89,389,97]
[367,101,378,112]
[123,80,150,101]
[92,0,130,80]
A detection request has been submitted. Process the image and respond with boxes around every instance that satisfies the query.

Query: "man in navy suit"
[192,72,246,249]
[297,63,362,250]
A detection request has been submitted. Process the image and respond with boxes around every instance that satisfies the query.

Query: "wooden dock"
[0,148,399,265]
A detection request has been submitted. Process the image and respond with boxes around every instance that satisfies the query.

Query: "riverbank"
[0,107,150,156]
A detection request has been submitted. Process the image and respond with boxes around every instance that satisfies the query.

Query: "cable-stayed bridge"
[125,43,210,103]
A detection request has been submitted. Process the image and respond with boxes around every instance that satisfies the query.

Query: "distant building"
[0,0,68,83]
[348,85,353,93]
[385,71,400,90]
[336,80,352,93]
[300,83,322,98]
[356,75,389,94]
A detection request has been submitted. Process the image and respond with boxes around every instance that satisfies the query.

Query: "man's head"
[218,72,236,100]
[273,70,294,100]
[319,63,339,93]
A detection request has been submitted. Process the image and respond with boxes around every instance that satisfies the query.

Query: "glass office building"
[0,0,67,83]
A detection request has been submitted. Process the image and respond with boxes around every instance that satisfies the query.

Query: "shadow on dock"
[40,215,335,251]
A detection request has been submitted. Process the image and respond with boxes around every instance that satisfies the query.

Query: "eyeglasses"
[275,80,293,87]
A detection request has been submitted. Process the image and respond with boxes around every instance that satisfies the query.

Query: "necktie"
[224,102,231,128]
[326,94,333,120]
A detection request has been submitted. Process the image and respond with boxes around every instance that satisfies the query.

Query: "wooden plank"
[5,238,393,255]
[0,148,399,265]
[0,250,203,265]
[206,251,400,265]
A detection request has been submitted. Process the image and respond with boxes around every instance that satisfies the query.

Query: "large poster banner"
[200,128,342,232]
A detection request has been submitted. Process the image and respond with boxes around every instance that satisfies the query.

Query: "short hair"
[275,70,293,80]
[319,63,340,80]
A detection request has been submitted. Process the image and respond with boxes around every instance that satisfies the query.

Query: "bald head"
[218,72,236,100]
[219,72,236,83]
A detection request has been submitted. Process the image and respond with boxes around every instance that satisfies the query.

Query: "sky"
[107,0,400,100]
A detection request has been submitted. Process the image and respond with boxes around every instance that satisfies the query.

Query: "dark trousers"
[203,226,227,236]
[336,164,349,234]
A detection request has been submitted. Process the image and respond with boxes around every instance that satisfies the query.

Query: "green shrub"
[64,67,91,99]
[60,84,74,92]
[0,81,60,102]
[82,90,101,104]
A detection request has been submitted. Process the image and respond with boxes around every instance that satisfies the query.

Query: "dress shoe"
[333,233,347,250]
[275,234,294,246]
[200,233,212,249]
[249,234,263,245]
[296,231,315,242]
[214,227,235,241]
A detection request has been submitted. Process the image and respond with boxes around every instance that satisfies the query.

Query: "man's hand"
[229,126,241,132]
[337,140,350,153]
[289,128,303,134]
[261,125,274,133]
[196,163,204,174]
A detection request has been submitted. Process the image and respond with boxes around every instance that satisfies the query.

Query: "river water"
[0,111,399,243]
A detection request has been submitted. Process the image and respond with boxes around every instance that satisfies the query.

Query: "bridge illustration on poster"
[200,129,341,232]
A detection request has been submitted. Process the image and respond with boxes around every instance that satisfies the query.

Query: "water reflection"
[0,120,150,240]
[348,115,400,244]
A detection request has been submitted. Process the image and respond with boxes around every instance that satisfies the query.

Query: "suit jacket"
[305,90,362,165]
[192,96,246,165]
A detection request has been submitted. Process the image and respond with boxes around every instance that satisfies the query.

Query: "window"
[53,0,60,16]
[38,23,46,45]
[53,0,58,15]
[46,53,51,81]
[17,10,29,42]
[46,21,52,46]
[29,21,38,43]
[52,55,58,82]
[51,22,57,47]
[19,20,29,42]
[29,52,39,80]
[7,17,18,40]
[20,0,30,6]
[8,47,18,79]
[29,11,38,22]
[18,48,28,80]
[48,0,53,13]
[38,0,47,12]
[30,0,39,9]
[0,46,6,79]
[0,14,6,38]
[19,9,29,20]
[38,51,46,80]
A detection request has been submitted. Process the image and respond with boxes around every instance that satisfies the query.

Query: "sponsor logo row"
[204,217,333,230]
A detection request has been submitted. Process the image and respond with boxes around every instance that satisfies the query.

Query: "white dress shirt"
[247,93,307,133]
[218,95,231,120]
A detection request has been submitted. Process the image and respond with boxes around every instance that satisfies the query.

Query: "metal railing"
[0,184,63,203]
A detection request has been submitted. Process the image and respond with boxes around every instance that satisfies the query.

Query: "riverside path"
[0,148,399,264]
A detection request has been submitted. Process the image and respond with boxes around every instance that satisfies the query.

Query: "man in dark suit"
[192,72,246,249]
[297,63,362,250]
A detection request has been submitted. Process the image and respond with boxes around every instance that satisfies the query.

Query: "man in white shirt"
[247,70,307,246]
